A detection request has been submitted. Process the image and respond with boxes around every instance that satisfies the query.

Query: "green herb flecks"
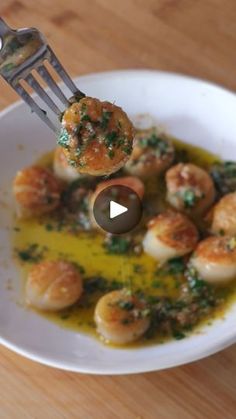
[101,111,112,129]
[103,236,131,254]
[15,243,47,263]
[57,128,70,149]
[117,300,135,310]
[68,159,78,167]
[81,102,87,114]
[133,264,145,274]
[84,276,123,294]
[81,114,91,122]
[45,223,54,231]
[182,189,197,208]
[108,149,115,159]
[164,257,185,275]
[105,131,118,147]
[72,262,85,274]
[138,133,169,155]
[172,330,186,340]
[210,161,236,196]
[122,144,132,155]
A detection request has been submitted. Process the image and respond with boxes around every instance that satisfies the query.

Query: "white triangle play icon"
[109,200,128,219]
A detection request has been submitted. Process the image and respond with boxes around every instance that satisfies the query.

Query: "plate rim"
[1,68,236,118]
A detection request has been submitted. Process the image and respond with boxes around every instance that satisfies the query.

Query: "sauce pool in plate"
[12,131,236,347]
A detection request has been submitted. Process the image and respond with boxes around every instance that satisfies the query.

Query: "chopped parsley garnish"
[151,279,162,288]
[81,114,91,122]
[122,144,132,155]
[108,149,115,159]
[84,276,123,294]
[172,330,186,340]
[101,111,112,129]
[174,148,189,163]
[72,262,85,274]
[57,128,70,148]
[121,318,133,325]
[155,258,185,279]
[117,300,135,310]
[210,161,236,196]
[68,159,77,167]
[81,103,87,114]
[164,257,185,275]
[60,313,71,320]
[182,189,197,208]
[138,133,169,155]
[105,131,118,147]
[133,264,145,274]
[185,265,213,300]
[117,138,125,147]
[15,243,47,263]
[45,223,54,231]
[103,236,131,254]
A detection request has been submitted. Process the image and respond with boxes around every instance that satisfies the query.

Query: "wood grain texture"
[0,1,236,418]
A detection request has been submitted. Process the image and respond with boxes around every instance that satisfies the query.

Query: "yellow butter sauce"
[12,136,236,346]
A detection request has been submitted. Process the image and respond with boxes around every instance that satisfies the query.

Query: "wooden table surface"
[1,1,236,418]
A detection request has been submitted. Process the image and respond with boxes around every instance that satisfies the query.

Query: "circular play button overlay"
[93,184,143,234]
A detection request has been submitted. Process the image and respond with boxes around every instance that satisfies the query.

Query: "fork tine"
[15,83,57,132]
[25,73,61,115]
[37,64,69,106]
[48,47,84,98]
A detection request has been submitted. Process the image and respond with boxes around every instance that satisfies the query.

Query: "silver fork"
[0,18,85,132]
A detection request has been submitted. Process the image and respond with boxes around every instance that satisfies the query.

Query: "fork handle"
[0,18,12,39]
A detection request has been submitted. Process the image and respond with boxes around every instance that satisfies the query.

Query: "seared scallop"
[94,289,150,344]
[89,176,144,231]
[53,146,82,182]
[13,166,61,218]
[190,236,236,284]
[166,163,215,216]
[26,260,83,311]
[58,97,134,176]
[125,130,174,178]
[211,192,236,235]
[143,211,199,265]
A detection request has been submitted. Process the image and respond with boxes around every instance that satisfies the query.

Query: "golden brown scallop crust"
[147,211,199,251]
[166,163,215,215]
[193,236,236,265]
[91,176,145,202]
[125,132,174,177]
[211,192,236,235]
[13,166,62,217]
[94,289,150,344]
[27,260,83,310]
[61,97,134,176]
[96,290,146,322]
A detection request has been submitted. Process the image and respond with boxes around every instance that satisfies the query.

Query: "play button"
[110,201,128,219]
[93,184,143,234]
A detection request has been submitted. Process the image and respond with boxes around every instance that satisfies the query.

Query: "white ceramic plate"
[1,70,236,375]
